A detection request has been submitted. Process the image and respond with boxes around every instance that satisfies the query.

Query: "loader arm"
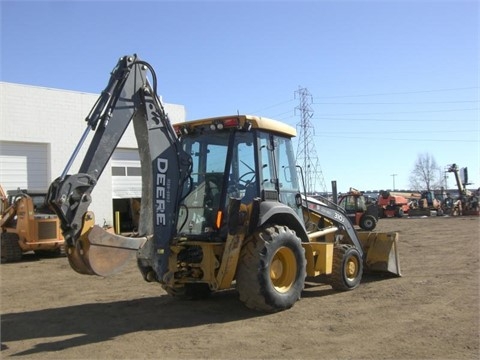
[306,201,364,258]
[47,55,192,279]
[305,198,401,276]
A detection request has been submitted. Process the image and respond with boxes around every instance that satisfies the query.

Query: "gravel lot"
[1,216,479,359]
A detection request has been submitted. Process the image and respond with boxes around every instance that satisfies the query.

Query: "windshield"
[177,130,257,236]
[177,127,301,237]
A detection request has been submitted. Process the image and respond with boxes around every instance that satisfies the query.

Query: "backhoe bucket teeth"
[66,213,147,277]
[358,232,402,276]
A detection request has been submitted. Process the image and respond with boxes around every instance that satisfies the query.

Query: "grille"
[38,222,57,240]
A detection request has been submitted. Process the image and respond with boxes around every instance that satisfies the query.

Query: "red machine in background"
[337,188,379,231]
[376,191,410,218]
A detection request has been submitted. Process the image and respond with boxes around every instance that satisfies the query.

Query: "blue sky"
[1,0,479,193]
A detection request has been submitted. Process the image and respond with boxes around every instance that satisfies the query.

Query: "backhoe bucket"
[65,212,147,277]
[358,232,401,276]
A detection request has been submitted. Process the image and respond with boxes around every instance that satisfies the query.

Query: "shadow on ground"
[1,290,258,356]
[1,272,398,356]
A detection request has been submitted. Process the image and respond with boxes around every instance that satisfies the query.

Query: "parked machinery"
[337,188,378,231]
[447,164,480,216]
[409,190,444,216]
[376,191,410,218]
[46,54,401,312]
[1,186,64,263]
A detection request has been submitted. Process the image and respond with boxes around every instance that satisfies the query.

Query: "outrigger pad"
[358,232,402,277]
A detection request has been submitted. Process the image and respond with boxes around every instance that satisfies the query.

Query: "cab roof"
[182,115,297,138]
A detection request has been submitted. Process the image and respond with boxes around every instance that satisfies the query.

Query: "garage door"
[0,141,49,191]
[111,149,141,198]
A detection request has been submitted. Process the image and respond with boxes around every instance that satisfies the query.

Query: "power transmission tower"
[294,87,327,194]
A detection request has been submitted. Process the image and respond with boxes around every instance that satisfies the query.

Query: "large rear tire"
[236,225,306,312]
[330,244,363,291]
[1,233,23,263]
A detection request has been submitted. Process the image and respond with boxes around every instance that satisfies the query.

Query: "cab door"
[338,195,358,224]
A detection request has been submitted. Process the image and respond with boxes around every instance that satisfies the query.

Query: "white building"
[0,82,186,231]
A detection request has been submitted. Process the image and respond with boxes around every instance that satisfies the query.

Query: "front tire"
[330,244,363,291]
[236,225,306,312]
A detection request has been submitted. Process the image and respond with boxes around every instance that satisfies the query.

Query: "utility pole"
[443,168,449,190]
[295,86,327,194]
[391,173,397,190]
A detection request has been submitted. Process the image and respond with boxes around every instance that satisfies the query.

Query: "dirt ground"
[1,216,479,359]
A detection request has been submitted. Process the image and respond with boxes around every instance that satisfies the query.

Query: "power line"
[245,86,479,118]
[312,117,478,122]
[313,135,478,143]
[313,100,479,105]
[318,130,473,135]
[314,108,479,116]
[269,109,295,118]
[249,98,295,114]
[314,86,479,99]
[243,87,479,121]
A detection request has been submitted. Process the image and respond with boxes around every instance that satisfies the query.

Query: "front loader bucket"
[358,232,401,276]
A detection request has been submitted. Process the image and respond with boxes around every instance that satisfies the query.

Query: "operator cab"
[175,115,301,239]
[338,194,368,214]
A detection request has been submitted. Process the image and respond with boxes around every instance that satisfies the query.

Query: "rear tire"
[1,233,22,263]
[330,244,363,291]
[360,214,377,231]
[236,225,306,312]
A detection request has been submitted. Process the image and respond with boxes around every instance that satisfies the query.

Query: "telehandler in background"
[1,185,64,263]
[446,164,479,216]
[47,55,401,312]
[337,188,379,231]
[306,188,378,231]
[377,191,410,218]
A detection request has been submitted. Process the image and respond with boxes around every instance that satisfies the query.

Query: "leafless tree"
[409,153,442,191]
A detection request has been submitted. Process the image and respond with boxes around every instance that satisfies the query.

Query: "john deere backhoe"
[47,55,401,312]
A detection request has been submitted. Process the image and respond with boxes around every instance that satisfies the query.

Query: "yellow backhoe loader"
[47,55,401,312]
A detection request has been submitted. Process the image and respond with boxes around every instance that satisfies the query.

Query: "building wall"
[0,82,186,226]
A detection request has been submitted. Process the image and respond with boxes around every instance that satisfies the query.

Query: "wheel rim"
[345,255,359,281]
[270,246,296,293]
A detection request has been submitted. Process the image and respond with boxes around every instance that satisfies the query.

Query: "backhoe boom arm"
[47,55,192,280]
